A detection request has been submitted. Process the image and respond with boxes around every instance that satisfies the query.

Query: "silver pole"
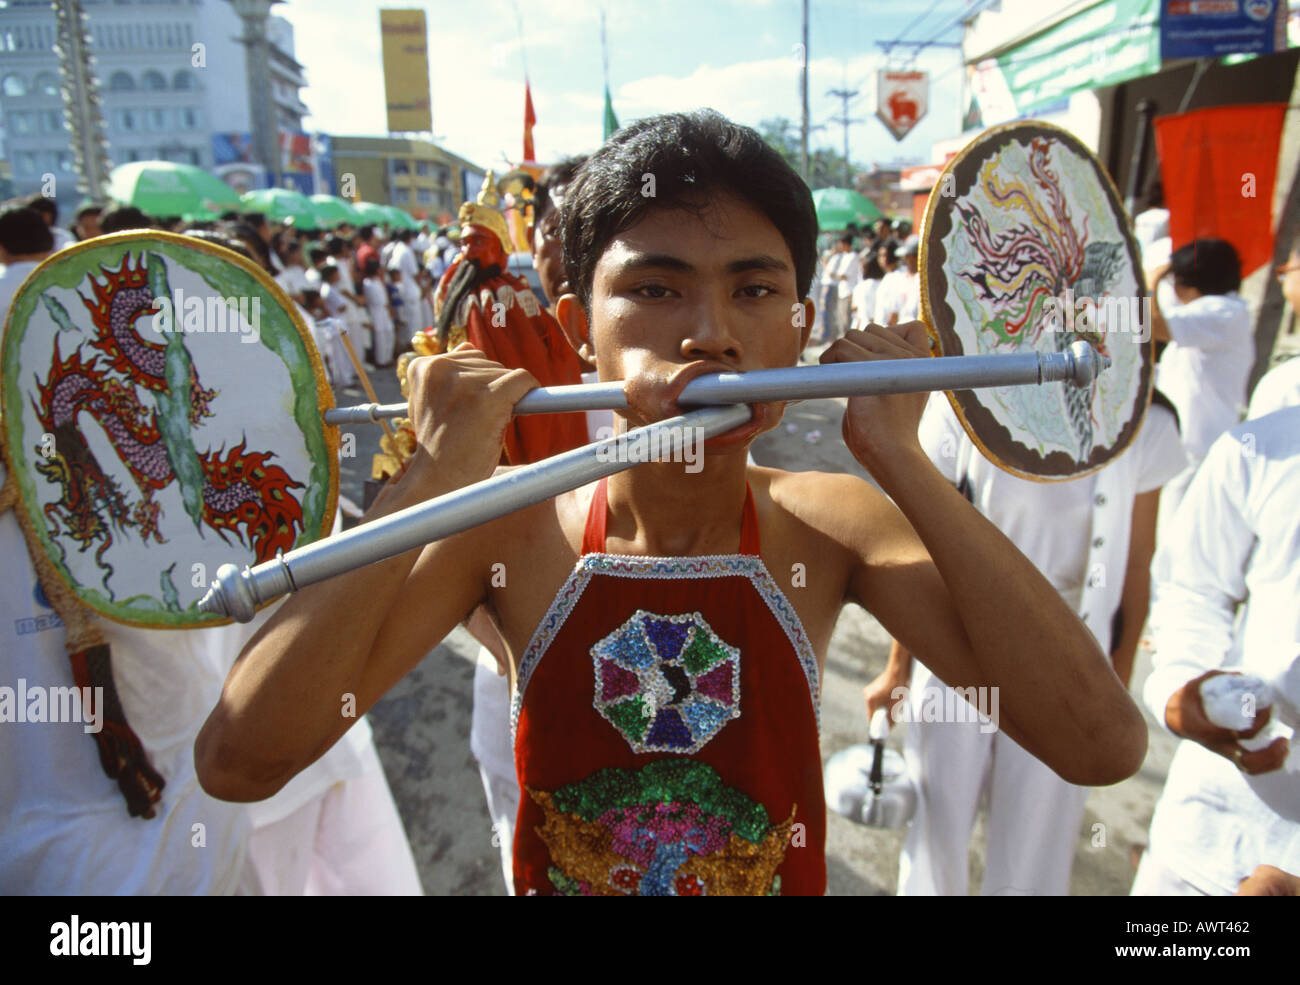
[200,404,753,621]
[323,341,1108,425]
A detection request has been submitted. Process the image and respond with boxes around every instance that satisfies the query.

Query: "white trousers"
[898,665,1089,896]
[244,742,423,896]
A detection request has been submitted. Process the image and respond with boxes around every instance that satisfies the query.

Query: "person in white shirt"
[274,242,311,305]
[867,391,1187,895]
[1132,407,1300,895]
[1149,239,1252,464]
[1248,355,1300,419]
[389,231,423,333]
[849,256,881,333]
[361,258,396,368]
[0,207,55,321]
[875,236,921,326]
[820,235,860,342]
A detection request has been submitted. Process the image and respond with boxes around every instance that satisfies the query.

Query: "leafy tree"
[758,117,868,191]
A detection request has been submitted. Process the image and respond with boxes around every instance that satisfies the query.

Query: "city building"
[0,0,310,213]
[329,135,484,223]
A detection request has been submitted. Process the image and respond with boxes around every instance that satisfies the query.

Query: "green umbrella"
[382,205,419,230]
[240,187,316,227]
[352,201,393,227]
[108,161,241,222]
[308,194,362,229]
[811,187,882,232]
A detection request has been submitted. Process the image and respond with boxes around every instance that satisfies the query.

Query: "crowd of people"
[1,105,1297,896]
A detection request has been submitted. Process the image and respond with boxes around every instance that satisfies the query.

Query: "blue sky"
[289,0,972,173]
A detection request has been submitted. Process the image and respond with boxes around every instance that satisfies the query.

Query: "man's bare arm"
[824,324,1146,785]
[195,349,538,801]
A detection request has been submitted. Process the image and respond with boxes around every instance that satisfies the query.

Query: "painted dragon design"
[954,137,1123,461]
[30,254,305,598]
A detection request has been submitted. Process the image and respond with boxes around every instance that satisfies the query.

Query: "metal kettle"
[824,708,918,829]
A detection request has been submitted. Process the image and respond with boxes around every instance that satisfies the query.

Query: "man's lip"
[703,403,766,449]
[665,362,738,414]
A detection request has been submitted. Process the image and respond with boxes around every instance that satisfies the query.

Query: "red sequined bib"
[511,478,826,895]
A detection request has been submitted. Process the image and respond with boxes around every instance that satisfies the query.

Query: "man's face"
[530,186,569,305]
[461,225,506,268]
[585,192,810,451]
[75,211,101,239]
[903,252,918,274]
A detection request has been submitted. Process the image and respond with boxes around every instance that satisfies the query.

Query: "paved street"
[334,348,1176,896]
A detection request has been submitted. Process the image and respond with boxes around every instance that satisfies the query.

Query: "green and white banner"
[970,0,1161,123]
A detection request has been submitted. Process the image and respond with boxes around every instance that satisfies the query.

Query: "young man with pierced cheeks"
[197,110,1147,896]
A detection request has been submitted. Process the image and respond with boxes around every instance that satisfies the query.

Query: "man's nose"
[680,294,743,363]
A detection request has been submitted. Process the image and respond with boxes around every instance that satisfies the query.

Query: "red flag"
[1153,103,1286,277]
[523,80,537,163]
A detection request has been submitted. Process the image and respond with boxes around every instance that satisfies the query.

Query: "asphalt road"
[334,348,1176,896]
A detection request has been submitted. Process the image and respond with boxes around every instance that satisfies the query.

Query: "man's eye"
[739,284,776,298]
[633,284,673,299]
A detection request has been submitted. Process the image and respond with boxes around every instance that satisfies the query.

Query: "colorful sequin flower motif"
[531,759,791,896]
[591,609,740,754]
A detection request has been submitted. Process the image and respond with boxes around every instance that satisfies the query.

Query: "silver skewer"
[202,341,1110,621]
[322,341,1109,425]
[200,404,754,621]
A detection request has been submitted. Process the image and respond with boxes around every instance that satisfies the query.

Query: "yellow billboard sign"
[380,9,432,133]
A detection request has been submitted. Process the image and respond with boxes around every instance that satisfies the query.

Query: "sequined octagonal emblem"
[591,610,741,754]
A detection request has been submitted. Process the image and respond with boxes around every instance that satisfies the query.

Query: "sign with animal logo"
[877,70,929,142]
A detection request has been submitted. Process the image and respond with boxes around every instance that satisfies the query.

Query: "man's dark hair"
[227,221,274,272]
[838,234,853,248]
[321,264,341,282]
[0,207,55,254]
[97,205,153,234]
[1170,238,1241,296]
[325,235,345,256]
[308,247,328,266]
[363,257,381,277]
[301,287,321,306]
[561,109,817,312]
[25,194,57,223]
[76,203,103,221]
[242,211,267,228]
[358,224,375,242]
[535,155,589,224]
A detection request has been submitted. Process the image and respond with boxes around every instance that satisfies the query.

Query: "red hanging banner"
[1153,103,1286,276]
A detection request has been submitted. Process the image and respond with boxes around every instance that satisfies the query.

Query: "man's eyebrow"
[611,253,790,276]
[613,252,696,275]
[726,254,790,275]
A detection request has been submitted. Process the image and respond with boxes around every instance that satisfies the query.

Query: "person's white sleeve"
[916,392,961,482]
[1143,430,1255,729]
[1134,403,1188,493]
[1163,300,1234,351]
[873,277,892,324]
[1247,358,1300,420]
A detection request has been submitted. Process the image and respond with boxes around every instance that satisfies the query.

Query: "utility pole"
[826,84,862,188]
[229,0,283,190]
[800,0,809,182]
[52,0,111,202]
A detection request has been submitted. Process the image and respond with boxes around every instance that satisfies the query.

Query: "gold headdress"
[458,168,511,250]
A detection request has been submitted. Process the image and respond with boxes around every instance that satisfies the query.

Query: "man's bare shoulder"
[748,465,894,539]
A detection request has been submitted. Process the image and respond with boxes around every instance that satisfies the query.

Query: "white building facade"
[0,0,309,214]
